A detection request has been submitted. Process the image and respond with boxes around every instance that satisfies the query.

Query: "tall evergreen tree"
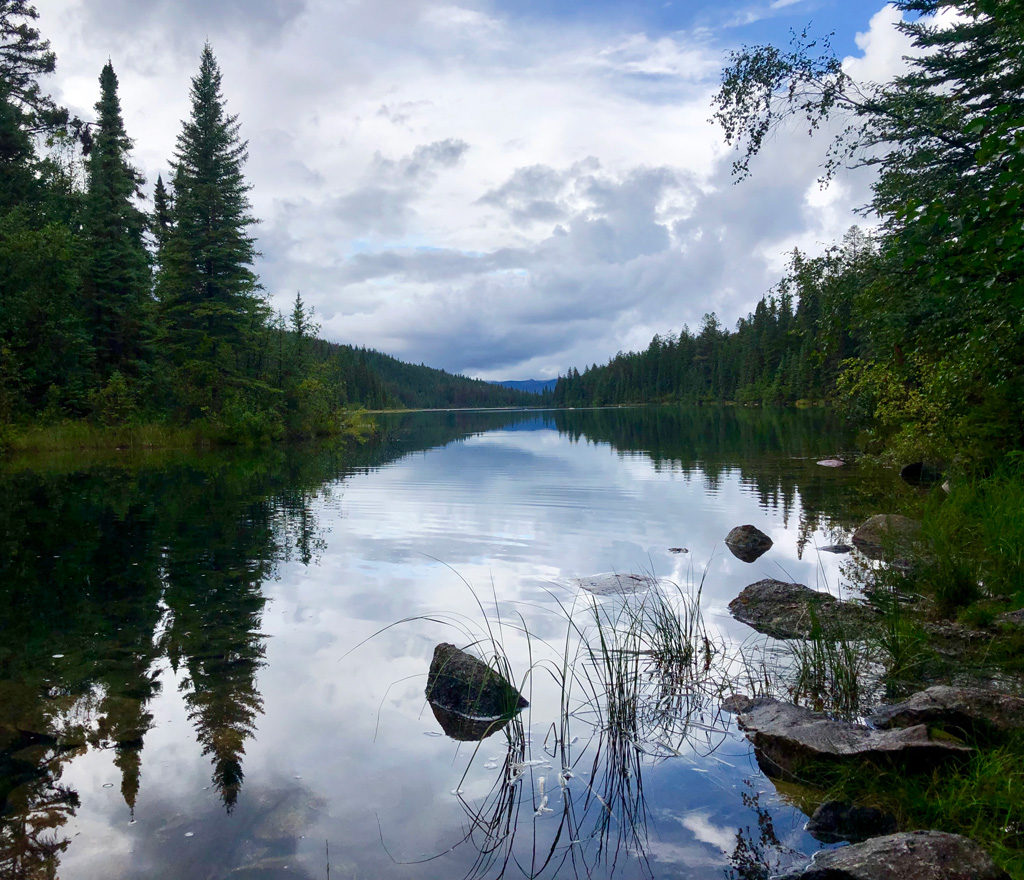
[82,61,151,380]
[159,43,262,380]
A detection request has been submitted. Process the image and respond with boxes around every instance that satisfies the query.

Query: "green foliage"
[88,370,136,426]
[81,62,151,380]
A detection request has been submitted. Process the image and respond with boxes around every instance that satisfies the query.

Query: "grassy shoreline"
[0,408,379,458]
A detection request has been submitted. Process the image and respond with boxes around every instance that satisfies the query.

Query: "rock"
[794,830,1008,880]
[900,462,943,486]
[805,800,898,843]
[728,579,876,640]
[869,685,1024,738]
[851,514,923,561]
[252,790,325,843]
[997,608,1024,627]
[425,643,528,728]
[725,524,773,563]
[736,698,971,780]
[668,547,688,554]
[819,544,853,554]
[817,459,846,467]
[572,572,653,595]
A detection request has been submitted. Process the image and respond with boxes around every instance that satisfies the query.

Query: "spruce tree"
[82,61,151,380]
[159,43,262,377]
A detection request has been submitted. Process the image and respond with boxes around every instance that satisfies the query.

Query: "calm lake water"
[0,407,914,880]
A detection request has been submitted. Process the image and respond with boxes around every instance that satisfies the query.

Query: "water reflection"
[0,408,901,879]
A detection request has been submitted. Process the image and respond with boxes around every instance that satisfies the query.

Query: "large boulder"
[784,830,1008,880]
[869,685,1024,738]
[725,524,773,563]
[728,579,876,640]
[425,643,527,730]
[851,514,923,562]
[736,698,971,780]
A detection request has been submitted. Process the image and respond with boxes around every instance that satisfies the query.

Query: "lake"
[0,407,914,880]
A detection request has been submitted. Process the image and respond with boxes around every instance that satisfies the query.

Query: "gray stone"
[805,800,898,843]
[725,524,773,562]
[869,685,1024,737]
[736,698,971,780]
[425,643,527,728]
[817,459,846,468]
[728,579,876,640]
[795,830,1008,879]
[851,515,923,562]
[997,608,1024,627]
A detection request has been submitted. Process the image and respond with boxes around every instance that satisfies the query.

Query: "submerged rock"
[900,461,944,486]
[869,685,1024,738]
[728,579,875,640]
[725,524,773,563]
[736,698,971,780]
[787,830,1008,880]
[428,701,513,742]
[817,458,846,468]
[851,514,923,561]
[805,800,898,844]
[425,643,527,732]
[572,572,653,595]
[818,543,853,554]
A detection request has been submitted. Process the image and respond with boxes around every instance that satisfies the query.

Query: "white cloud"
[34,0,897,380]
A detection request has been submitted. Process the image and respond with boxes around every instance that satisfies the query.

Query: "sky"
[34,0,913,380]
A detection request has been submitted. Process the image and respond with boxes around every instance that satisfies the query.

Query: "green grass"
[809,735,1024,879]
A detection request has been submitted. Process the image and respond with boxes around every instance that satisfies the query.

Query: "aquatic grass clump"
[360,566,734,880]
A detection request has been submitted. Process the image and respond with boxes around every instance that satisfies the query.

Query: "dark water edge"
[0,406,917,880]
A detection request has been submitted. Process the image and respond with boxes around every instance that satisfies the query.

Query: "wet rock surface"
[851,514,923,561]
[870,685,1024,737]
[725,524,773,562]
[817,458,846,467]
[425,643,528,726]
[736,698,971,779]
[728,579,876,640]
[782,830,1009,880]
[805,800,898,844]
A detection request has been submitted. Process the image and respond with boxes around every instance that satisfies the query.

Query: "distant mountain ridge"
[494,379,558,394]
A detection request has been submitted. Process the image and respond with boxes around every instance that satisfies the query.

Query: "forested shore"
[548,0,1022,474]
[0,3,530,454]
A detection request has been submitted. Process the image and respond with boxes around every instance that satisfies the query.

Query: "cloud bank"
[36,0,905,379]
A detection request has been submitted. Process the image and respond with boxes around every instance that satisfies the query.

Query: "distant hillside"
[494,379,558,394]
[312,341,537,409]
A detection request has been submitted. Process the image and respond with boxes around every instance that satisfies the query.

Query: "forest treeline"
[0,3,529,451]
[549,0,1023,467]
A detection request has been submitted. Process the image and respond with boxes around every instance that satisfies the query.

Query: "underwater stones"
[789,830,1009,880]
[425,643,527,735]
[728,579,875,640]
[572,572,653,595]
[805,800,898,844]
[869,685,1024,738]
[851,514,923,561]
[725,524,773,562]
[736,698,971,780]
[817,458,846,468]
